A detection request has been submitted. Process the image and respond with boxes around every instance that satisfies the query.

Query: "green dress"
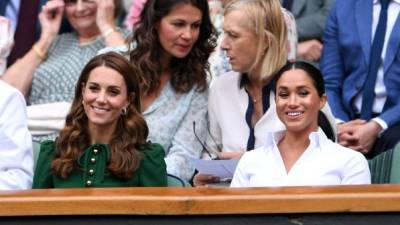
[32,141,167,188]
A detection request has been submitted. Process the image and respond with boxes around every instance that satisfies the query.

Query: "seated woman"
[128,0,217,181]
[32,52,167,188]
[230,61,370,187]
[194,0,336,186]
[2,0,127,141]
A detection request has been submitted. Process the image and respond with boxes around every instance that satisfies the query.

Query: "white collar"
[264,128,330,153]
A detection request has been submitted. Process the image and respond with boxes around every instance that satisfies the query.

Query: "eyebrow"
[277,85,311,90]
[87,82,121,89]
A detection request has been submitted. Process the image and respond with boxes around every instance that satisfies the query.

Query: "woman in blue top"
[33,52,167,188]
[128,0,217,181]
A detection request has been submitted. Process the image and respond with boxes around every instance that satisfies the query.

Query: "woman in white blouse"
[231,61,371,187]
[194,0,336,186]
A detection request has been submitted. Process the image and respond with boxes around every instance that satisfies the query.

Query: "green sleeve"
[32,140,56,188]
[137,143,167,187]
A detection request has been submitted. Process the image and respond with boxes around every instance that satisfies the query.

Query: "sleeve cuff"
[372,117,388,136]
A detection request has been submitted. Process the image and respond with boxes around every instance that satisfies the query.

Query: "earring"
[82,100,85,105]
[122,108,127,116]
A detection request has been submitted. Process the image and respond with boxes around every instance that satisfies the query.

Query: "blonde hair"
[224,0,288,82]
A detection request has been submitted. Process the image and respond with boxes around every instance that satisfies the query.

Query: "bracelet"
[32,44,47,60]
[102,27,116,38]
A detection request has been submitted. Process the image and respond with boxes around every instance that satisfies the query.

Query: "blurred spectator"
[280,0,334,63]
[0,16,33,190]
[0,16,13,75]
[321,0,400,157]
[2,0,127,141]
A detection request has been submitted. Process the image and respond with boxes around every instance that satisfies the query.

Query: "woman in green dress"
[33,52,167,188]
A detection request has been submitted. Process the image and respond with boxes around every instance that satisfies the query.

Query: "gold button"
[86,180,92,187]
[93,149,98,154]
[90,158,96,163]
[89,169,95,176]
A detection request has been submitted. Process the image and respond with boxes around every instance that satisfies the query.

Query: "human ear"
[319,94,327,109]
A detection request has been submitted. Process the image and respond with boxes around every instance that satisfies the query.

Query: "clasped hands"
[338,119,382,155]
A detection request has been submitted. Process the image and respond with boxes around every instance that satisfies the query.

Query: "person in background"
[0,80,34,190]
[0,17,33,190]
[208,0,298,79]
[231,61,370,187]
[320,0,400,158]
[33,52,167,188]
[123,0,147,28]
[2,0,127,141]
[0,16,13,75]
[128,0,217,181]
[280,0,335,63]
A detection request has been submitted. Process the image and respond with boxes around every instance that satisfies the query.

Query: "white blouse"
[231,129,371,187]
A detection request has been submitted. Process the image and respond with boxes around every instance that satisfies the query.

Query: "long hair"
[52,52,149,179]
[129,0,217,94]
[225,0,287,82]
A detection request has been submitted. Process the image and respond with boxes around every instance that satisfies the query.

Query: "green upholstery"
[368,143,400,184]
[32,141,41,171]
[167,174,192,187]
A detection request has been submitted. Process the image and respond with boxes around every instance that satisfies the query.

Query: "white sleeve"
[230,153,250,187]
[0,84,33,190]
[341,153,371,185]
[204,84,223,159]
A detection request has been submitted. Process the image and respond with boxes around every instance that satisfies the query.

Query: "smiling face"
[82,66,130,130]
[221,9,260,74]
[64,0,99,37]
[275,69,326,135]
[156,3,202,64]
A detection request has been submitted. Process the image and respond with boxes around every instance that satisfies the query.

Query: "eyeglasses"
[64,0,96,6]
[192,121,221,160]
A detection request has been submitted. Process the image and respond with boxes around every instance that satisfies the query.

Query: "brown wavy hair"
[52,52,149,179]
[129,0,217,94]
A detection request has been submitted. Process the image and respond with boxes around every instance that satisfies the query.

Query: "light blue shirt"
[144,81,208,181]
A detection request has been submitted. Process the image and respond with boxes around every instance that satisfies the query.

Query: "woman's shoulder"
[40,140,56,150]
[140,142,165,159]
[323,138,366,161]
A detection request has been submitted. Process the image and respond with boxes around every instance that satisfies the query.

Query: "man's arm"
[320,1,350,122]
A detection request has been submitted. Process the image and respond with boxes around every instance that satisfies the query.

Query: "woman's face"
[82,66,130,129]
[275,69,326,134]
[221,10,259,74]
[156,3,202,62]
[64,0,98,36]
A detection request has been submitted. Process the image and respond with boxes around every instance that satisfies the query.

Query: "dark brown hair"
[52,52,149,179]
[129,0,217,94]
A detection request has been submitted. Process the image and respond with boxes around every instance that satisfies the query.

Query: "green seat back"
[368,143,400,184]
[167,174,192,187]
[32,141,41,171]
[389,144,400,183]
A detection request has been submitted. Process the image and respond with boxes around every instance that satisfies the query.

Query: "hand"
[218,151,244,160]
[0,16,13,58]
[95,0,116,34]
[193,173,220,187]
[297,39,323,61]
[339,120,382,154]
[38,0,64,48]
[0,17,13,74]
[338,119,367,148]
